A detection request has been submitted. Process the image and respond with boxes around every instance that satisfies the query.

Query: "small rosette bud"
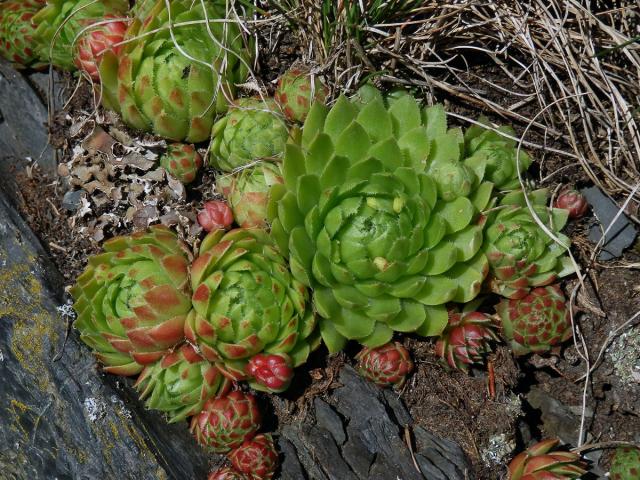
[217,162,283,228]
[497,285,573,356]
[197,201,234,232]
[134,343,231,422]
[191,390,261,453]
[356,341,413,388]
[209,98,289,172]
[435,310,499,371]
[554,189,587,219]
[508,439,586,479]
[160,143,203,185]
[246,353,294,393]
[484,189,574,300]
[274,65,328,123]
[229,434,279,480]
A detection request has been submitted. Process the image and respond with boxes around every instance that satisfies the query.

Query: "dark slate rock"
[582,186,637,260]
[276,366,471,480]
[413,426,471,478]
[332,367,423,480]
[383,388,412,426]
[313,398,346,445]
[0,58,55,174]
[341,428,376,478]
[0,187,210,480]
[28,69,66,113]
[277,438,306,480]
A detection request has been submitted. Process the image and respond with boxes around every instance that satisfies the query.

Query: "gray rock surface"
[582,186,637,260]
[0,186,210,480]
[280,367,471,480]
[0,58,56,174]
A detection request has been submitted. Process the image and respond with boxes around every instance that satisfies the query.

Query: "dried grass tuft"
[260,0,640,215]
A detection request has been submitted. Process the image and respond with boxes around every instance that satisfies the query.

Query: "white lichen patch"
[608,327,640,386]
[502,392,523,418]
[0,348,4,362]
[110,394,133,421]
[83,397,106,422]
[481,433,516,466]
[56,302,76,320]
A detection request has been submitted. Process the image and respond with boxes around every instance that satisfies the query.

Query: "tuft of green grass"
[269,0,424,49]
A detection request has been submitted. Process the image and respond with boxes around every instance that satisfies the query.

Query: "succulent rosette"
[610,446,640,480]
[229,433,279,479]
[33,0,129,70]
[356,341,413,387]
[0,0,46,68]
[464,119,532,190]
[74,14,128,81]
[185,228,318,392]
[99,0,252,142]
[71,225,192,376]
[134,343,231,423]
[208,467,247,480]
[160,143,203,185]
[191,390,261,453]
[217,161,284,228]
[435,307,499,371]
[497,285,572,356]
[484,189,574,299]
[508,439,586,479]
[275,65,328,123]
[268,87,497,352]
[210,98,290,172]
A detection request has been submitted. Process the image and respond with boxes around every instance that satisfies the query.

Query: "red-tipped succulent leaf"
[508,439,586,479]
